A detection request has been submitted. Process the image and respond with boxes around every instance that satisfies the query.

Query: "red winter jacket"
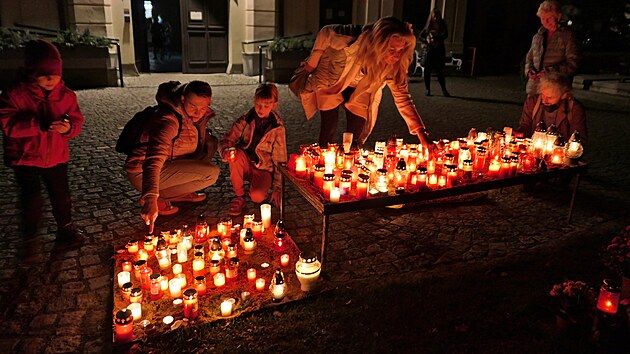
[0,79,84,168]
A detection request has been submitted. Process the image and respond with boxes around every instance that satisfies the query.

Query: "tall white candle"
[220,300,233,316]
[172,263,182,275]
[117,271,131,288]
[127,302,142,320]
[168,278,182,298]
[260,204,272,229]
[330,187,340,203]
[177,242,188,263]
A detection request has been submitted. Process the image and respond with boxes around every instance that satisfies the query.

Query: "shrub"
[52,29,112,48]
[268,37,313,53]
[0,28,37,51]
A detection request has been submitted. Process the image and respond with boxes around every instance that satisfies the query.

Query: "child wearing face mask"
[0,40,85,260]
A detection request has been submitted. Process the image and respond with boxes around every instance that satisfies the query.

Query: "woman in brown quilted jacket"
[124,81,220,232]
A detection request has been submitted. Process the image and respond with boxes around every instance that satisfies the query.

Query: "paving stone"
[18,337,46,354]
[0,73,628,349]
[45,335,82,353]
[30,314,58,330]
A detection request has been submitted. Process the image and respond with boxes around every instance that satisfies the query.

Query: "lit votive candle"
[168,278,182,298]
[176,273,187,288]
[295,156,307,178]
[127,302,142,321]
[209,259,221,275]
[260,204,272,230]
[488,158,501,178]
[213,272,226,287]
[160,275,169,291]
[172,263,182,275]
[329,187,340,203]
[121,261,133,272]
[243,214,255,229]
[251,221,263,238]
[194,275,207,296]
[137,249,149,261]
[255,278,266,291]
[177,242,188,263]
[427,174,438,188]
[280,254,290,267]
[126,240,139,254]
[247,268,257,281]
[220,299,233,316]
[117,271,131,288]
[438,175,447,187]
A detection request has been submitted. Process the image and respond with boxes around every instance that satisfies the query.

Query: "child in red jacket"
[0,40,85,259]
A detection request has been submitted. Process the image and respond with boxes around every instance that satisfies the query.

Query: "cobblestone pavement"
[1,73,629,353]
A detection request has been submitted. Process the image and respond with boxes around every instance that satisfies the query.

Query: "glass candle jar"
[114,309,134,343]
[322,174,335,199]
[121,282,133,300]
[339,173,352,195]
[130,287,143,303]
[241,229,256,254]
[209,259,221,275]
[596,279,620,314]
[209,237,225,261]
[139,263,153,291]
[313,164,325,188]
[195,214,209,244]
[474,147,487,171]
[213,272,226,287]
[143,235,154,253]
[117,271,131,288]
[445,165,458,188]
[217,217,232,237]
[168,278,182,298]
[243,214,255,229]
[356,173,370,200]
[126,240,139,254]
[247,268,257,281]
[149,273,163,301]
[462,159,473,181]
[183,289,199,319]
[226,257,240,281]
[194,275,207,296]
[192,252,205,278]
[269,268,287,302]
[176,242,188,263]
[251,221,263,239]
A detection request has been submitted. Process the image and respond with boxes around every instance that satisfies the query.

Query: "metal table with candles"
[278,161,588,272]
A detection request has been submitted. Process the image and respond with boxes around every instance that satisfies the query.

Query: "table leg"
[566,173,581,224]
[321,214,329,272]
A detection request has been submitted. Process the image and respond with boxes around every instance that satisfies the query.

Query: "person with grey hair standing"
[524,0,580,95]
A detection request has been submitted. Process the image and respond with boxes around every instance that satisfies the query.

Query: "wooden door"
[180,0,228,73]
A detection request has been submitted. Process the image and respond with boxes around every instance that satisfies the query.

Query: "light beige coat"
[300,25,424,144]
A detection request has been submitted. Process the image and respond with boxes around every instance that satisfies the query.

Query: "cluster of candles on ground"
[114,205,322,343]
[289,126,584,202]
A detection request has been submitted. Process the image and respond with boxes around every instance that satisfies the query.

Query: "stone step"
[589,81,630,97]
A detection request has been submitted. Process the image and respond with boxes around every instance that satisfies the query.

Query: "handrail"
[10,24,124,87]
[241,32,312,83]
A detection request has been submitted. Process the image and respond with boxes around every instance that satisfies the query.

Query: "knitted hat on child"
[24,40,63,77]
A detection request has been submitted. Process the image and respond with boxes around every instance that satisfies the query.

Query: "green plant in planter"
[268,37,314,53]
[0,28,38,51]
[52,29,112,48]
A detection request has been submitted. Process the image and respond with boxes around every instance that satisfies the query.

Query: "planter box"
[0,46,118,89]
[264,50,309,83]
[242,52,266,77]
